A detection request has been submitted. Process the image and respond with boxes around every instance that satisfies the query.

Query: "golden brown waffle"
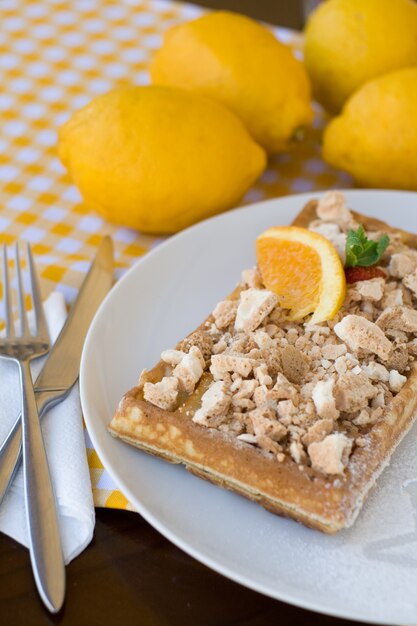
[109,200,417,533]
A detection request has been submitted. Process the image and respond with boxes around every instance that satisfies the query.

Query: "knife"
[0,236,114,505]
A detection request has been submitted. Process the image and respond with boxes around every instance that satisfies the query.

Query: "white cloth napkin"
[0,292,95,564]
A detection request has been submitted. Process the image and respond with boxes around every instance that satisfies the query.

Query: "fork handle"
[0,388,72,505]
[19,360,66,614]
[0,417,22,503]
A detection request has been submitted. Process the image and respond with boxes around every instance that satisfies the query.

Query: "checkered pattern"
[0,0,354,510]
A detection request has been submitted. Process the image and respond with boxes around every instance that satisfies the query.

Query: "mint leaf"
[376,234,390,258]
[345,227,390,268]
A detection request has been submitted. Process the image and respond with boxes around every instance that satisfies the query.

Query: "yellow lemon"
[304,0,417,113]
[256,226,346,324]
[323,67,417,190]
[58,85,266,234]
[150,11,313,154]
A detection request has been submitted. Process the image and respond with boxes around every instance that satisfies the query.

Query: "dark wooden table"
[0,2,370,625]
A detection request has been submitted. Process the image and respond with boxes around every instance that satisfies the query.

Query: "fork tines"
[1,243,49,344]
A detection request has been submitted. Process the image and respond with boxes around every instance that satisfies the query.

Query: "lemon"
[150,11,313,154]
[58,85,266,234]
[304,0,417,113]
[323,67,417,190]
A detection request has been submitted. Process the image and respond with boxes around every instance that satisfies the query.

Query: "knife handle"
[0,388,72,505]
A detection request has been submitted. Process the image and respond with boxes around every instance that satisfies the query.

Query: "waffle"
[109,197,417,533]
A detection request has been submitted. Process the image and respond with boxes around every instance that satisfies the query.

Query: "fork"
[0,243,65,613]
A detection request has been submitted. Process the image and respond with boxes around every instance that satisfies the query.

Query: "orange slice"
[256,226,346,324]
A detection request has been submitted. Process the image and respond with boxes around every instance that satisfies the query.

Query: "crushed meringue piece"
[212,300,238,329]
[306,324,331,335]
[388,369,407,393]
[308,433,353,475]
[334,353,359,375]
[372,392,386,409]
[290,441,305,464]
[388,252,417,278]
[253,384,280,408]
[210,353,257,379]
[178,330,213,360]
[161,349,186,367]
[312,378,339,420]
[386,346,409,373]
[361,362,389,382]
[193,380,231,426]
[353,278,385,302]
[273,373,298,399]
[334,314,392,361]
[309,222,347,263]
[212,338,227,354]
[353,407,383,426]
[252,329,273,350]
[232,397,255,410]
[249,409,287,441]
[233,379,258,399]
[265,323,279,337]
[309,222,340,239]
[173,346,205,393]
[334,372,377,412]
[382,288,403,309]
[355,437,367,448]
[403,271,417,296]
[254,364,272,387]
[302,418,334,446]
[237,433,258,444]
[252,385,267,407]
[385,328,408,342]
[234,288,278,333]
[230,377,242,392]
[277,399,298,419]
[281,345,310,384]
[207,323,220,337]
[377,306,417,333]
[321,343,347,360]
[143,376,178,411]
[360,300,374,316]
[316,191,352,227]
[241,267,263,289]
[352,409,371,426]
[257,435,282,455]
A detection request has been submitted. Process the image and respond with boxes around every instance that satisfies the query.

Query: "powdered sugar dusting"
[221,419,417,622]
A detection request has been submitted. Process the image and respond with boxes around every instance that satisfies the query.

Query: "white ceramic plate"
[81,190,417,625]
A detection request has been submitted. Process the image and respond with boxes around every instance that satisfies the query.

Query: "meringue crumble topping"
[141,192,417,476]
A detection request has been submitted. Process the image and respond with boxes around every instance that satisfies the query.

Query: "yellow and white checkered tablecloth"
[0,0,354,510]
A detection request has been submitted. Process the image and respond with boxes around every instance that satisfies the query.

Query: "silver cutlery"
[0,236,114,505]
[0,243,65,613]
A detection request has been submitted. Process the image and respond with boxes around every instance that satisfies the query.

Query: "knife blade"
[0,236,114,504]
